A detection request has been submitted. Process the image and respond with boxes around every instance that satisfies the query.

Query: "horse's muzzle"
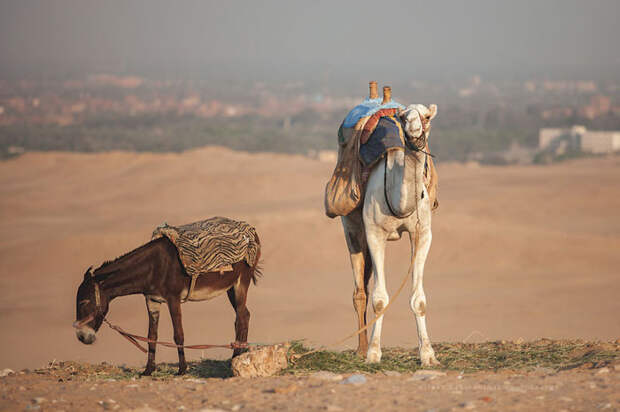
[76,327,96,344]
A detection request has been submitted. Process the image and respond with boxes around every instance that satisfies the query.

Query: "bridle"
[92,272,102,308]
[72,268,102,329]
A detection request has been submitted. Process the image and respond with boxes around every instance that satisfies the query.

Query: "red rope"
[101,319,249,353]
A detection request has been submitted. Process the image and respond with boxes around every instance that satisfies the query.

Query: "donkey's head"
[74,266,109,344]
[399,104,438,146]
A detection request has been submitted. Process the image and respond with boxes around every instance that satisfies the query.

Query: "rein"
[72,315,252,353]
[72,269,101,329]
[73,203,421,360]
[101,318,250,353]
[73,274,255,353]
[290,241,417,362]
[384,155,415,219]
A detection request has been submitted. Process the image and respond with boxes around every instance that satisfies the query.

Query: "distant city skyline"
[1,0,619,82]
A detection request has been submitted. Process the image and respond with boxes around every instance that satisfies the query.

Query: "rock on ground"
[231,343,290,378]
[340,374,367,385]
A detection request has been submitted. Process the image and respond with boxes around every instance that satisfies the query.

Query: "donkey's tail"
[249,232,263,285]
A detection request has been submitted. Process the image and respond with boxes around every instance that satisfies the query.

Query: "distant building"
[581,131,620,154]
[539,126,620,154]
[538,126,585,152]
[539,128,565,149]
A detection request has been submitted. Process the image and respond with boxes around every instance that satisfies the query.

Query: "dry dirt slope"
[0,341,619,411]
[0,148,619,372]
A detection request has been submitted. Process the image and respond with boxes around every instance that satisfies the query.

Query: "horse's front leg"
[365,226,389,363]
[409,225,439,367]
[143,296,161,376]
[167,298,187,375]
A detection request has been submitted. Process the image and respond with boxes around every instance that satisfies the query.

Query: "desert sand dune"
[0,148,618,370]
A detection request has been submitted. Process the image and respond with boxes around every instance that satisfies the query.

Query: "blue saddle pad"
[342,98,405,128]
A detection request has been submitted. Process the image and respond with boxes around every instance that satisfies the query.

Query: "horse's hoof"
[141,368,154,376]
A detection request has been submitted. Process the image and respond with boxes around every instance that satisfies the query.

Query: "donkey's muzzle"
[76,327,96,344]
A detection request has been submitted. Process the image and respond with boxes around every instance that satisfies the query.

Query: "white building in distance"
[539,126,620,154]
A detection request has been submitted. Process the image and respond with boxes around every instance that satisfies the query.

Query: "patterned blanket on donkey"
[152,216,259,278]
[359,115,408,168]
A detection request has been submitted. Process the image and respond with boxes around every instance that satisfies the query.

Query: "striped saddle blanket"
[152,217,259,278]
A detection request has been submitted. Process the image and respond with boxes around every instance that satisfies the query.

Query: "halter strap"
[91,271,102,308]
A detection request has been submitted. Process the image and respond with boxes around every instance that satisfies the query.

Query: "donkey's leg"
[143,297,161,376]
[167,298,187,375]
[342,211,371,356]
[409,227,439,366]
[226,269,251,357]
[365,227,389,363]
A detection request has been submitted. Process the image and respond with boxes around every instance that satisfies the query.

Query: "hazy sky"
[1,0,619,81]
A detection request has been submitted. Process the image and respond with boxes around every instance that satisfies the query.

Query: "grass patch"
[35,340,618,381]
[284,339,618,375]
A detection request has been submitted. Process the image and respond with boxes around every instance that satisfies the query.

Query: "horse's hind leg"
[342,211,371,357]
[167,297,187,375]
[227,263,251,357]
[143,296,161,376]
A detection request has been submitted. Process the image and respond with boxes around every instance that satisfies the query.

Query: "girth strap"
[182,264,234,302]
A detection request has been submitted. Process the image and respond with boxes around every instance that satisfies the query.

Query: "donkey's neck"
[94,239,163,300]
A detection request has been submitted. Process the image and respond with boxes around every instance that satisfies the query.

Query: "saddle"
[152,217,259,301]
[325,103,439,218]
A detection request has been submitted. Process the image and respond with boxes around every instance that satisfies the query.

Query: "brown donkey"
[74,235,261,375]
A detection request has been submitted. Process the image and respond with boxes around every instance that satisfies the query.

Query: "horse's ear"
[428,104,438,120]
[83,266,93,280]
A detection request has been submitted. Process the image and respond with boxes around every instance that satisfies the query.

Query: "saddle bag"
[324,124,363,218]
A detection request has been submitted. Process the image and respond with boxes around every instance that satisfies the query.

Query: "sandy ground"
[0,148,619,410]
[1,363,619,412]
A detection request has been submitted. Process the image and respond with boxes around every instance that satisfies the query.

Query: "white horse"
[341,104,440,366]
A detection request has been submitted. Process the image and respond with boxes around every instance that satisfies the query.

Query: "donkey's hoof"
[232,348,249,358]
[141,367,155,376]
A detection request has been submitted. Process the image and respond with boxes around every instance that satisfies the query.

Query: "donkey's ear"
[83,266,93,280]
[428,104,438,120]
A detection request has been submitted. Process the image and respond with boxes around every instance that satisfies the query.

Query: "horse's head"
[399,104,438,147]
[74,266,108,344]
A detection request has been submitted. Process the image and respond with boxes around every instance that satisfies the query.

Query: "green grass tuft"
[38,340,618,381]
[284,339,618,374]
